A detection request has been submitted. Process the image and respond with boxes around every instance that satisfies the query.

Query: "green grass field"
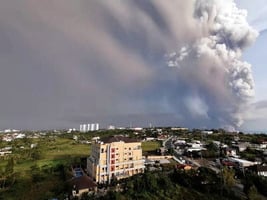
[141,141,161,152]
[0,137,92,173]
[0,136,94,199]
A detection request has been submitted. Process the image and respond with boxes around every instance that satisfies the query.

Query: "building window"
[129,157,133,161]
[111,160,115,164]
[111,148,115,153]
[101,148,104,153]
[111,154,115,159]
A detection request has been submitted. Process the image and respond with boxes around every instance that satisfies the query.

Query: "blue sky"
[235,0,267,131]
[236,0,267,100]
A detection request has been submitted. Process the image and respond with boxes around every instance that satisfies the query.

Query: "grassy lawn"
[0,137,93,199]
[141,141,161,152]
[1,137,92,173]
[42,139,91,160]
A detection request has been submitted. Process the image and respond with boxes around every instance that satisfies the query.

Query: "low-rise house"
[30,143,38,148]
[250,142,267,150]
[171,127,188,131]
[70,175,97,198]
[2,135,13,142]
[248,163,267,177]
[213,141,228,148]
[228,157,255,168]
[176,164,192,170]
[91,136,100,141]
[201,130,213,135]
[14,133,25,139]
[0,151,12,156]
[221,160,238,168]
[232,142,251,152]
[224,148,237,157]
[187,142,202,148]
[73,135,78,141]
[157,135,168,140]
[144,137,156,141]
[186,141,206,153]
[1,147,12,151]
[174,139,186,145]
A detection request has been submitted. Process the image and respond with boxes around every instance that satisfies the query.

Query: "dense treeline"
[0,162,71,200]
[83,168,242,200]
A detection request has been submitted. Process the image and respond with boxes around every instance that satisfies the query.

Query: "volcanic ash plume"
[167,0,258,128]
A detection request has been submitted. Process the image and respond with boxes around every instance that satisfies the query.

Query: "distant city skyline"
[0,0,266,131]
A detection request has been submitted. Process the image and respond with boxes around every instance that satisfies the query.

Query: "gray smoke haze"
[0,0,258,129]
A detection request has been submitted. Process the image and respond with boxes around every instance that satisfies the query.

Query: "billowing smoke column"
[0,0,259,129]
[167,0,258,129]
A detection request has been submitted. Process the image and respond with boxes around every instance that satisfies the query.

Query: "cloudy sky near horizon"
[0,0,266,131]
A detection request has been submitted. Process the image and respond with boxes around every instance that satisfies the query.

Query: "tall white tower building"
[95,123,99,131]
[91,123,95,131]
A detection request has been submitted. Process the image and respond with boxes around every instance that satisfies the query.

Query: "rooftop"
[100,135,140,144]
[70,175,97,190]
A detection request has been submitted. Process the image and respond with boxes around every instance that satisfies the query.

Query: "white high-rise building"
[87,136,145,183]
[80,123,100,132]
[91,123,95,131]
[83,124,87,132]
[87,124,91,132]
[95,123,99,131]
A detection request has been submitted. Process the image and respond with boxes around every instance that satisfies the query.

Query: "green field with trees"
[0,132,92,199]
[0,130,163,199]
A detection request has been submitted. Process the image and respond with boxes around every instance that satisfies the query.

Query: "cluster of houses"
[0,146,12,156]
[1,128,267,199]
[1,132,26,142]
[0,130,50,142]
[169,134,267,178]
